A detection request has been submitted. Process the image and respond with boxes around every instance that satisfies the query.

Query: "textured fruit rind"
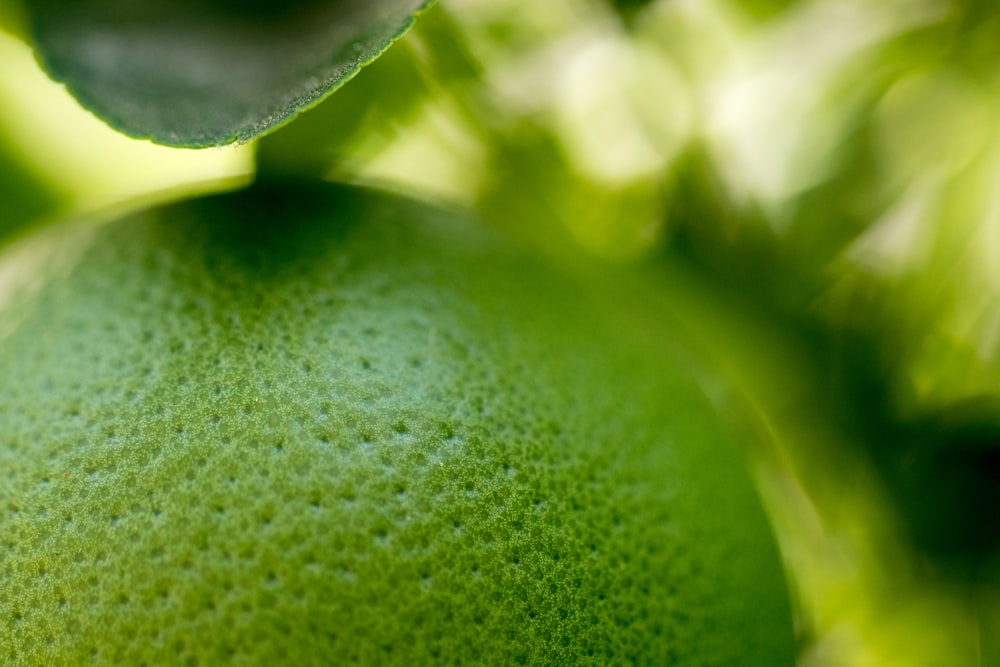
[0,184,794,665]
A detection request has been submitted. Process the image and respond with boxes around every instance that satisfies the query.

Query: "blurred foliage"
[0,0,63,241]
[888,404,1000,569]
[255,44,431,181]
[0,0,28,38]
[0,134,64,243]
[607,0,654,24]
[3,0,1000,664]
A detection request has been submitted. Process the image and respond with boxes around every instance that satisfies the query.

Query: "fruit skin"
[0,183,794,665]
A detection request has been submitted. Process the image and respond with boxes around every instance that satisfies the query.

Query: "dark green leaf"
[26,0,433,147]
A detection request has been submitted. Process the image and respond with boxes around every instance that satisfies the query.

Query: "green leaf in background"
[0,133,64,243]
[608,0,801,26]
[732,0,801,21]
[25,0,432,147]
[607,0,655,25]
[0,0,27,40]
[881,402,1000,572]
[254,40,428,181]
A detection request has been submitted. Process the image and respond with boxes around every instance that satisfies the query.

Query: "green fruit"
[0,183,794,665]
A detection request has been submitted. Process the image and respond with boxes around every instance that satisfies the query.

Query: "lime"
[0,183,794,665]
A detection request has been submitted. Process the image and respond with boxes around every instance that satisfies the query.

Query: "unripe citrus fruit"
[0,183,794,665]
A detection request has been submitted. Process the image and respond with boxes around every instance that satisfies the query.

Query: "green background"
[2,0,998,663]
